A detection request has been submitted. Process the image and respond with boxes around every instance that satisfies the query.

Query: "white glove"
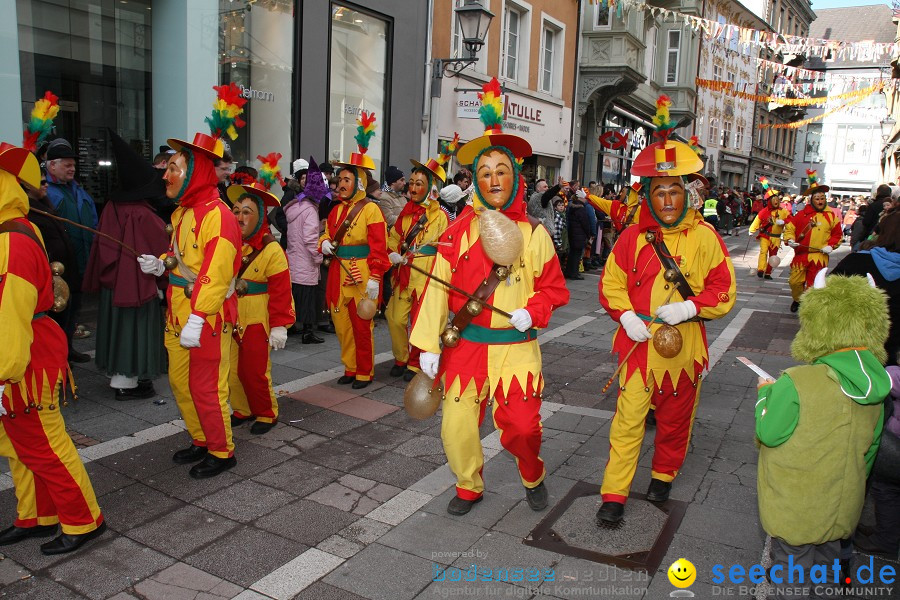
[420,351,441,379]
[388,252,406,265]
[575,189,587,200]
[656,300,698,326]
[787,240,799,247]
[749,229,755,236]
[179,314,205,349]
[138,254,166,277]
[509,308,533,332]
[366,279,380,300]
[820,245,833,255]
[620,310,652,343]
[269,326,288,351]
[776,219,785,225]
[0,385,5,417]
[321,240,335,256]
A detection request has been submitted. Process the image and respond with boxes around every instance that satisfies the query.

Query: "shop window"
[665,30,680,85]
[219,0,294,169]
[328,3,389,175]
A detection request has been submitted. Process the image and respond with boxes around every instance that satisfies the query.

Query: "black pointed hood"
[108,129,166,203]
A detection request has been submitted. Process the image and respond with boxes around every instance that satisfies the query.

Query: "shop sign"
[238,84,274,102]
[457,91,481,119]
[599,130,629,150]
[505,96,544,126]
[632,127,647,150]
[602,155,620,176]
[502,120,531,133]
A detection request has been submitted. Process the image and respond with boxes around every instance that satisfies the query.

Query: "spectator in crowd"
[527,178,561,228]
[374,165,406,230]
[565,189,592,280]
[552,197,568,262]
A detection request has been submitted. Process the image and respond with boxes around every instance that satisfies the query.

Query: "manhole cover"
[524,481,687,573]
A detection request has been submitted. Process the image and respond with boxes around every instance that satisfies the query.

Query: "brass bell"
[440,325,461,348]
[50,261,65,276]
[323,256,332,267]
[645,231,656,243]
[184,283,194,298]
[399,242,409,253]
[356,298,377,320]
[242,255,250,264]
[664,268,679,282]
[652,324,683,358]
[163,255,178,271]
[343,219,351,228]
[51,275,70,313]
[495,266,510,280]
[403,373,444,420]
[465,299,483,316]
[165,224,174,235]
[235,279,249,297]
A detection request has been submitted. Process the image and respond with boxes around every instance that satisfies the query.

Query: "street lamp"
[432,0,494,95]
[881,116,896,143]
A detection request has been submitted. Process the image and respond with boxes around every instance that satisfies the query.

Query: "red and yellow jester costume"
[597,96,735,524]
[748,179,790,278]
[227,160,295,431]
[0,144,104,553]
[410,79,569,515]
[319,112,389,388]
[386,147,453,377]
[586,183,643,234]
[783,171,842,311]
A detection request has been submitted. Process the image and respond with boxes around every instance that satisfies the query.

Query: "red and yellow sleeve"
[599,232,636,322]
[263,244,295,328]
[191,206,240,318]
[387,215,405,254]
[364,203,389,280]
[409,249,452,355]
[828,214,843,246]
[691,226,737,320]
[782,217,797,243]
[523,225,569,328]
[749,213,763,234]
[0,234,39,383]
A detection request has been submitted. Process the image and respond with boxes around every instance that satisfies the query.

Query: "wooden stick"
[28,206,140,256]
[404,261,513,318]
[601,287,680,393]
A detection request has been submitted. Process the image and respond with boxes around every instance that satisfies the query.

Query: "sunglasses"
[40,180,47,185]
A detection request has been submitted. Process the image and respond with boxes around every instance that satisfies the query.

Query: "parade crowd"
[0,84,898,600]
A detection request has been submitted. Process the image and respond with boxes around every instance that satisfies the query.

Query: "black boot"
[231,414,254,427]
[596,501,624,525]
[337,375,356,385]
[525,482,549,511]
[389,364,406,377]
[40,521,107,556]
[352,379,372,390]
[447,495,483,516]
[0,524,58,546]
[402,369,417,382]
[250,420,276,435]
[172,445,208,464]
[790,301,800,313]
[301,326,324,344]
[189,454,237,479]
[646,478,672,503]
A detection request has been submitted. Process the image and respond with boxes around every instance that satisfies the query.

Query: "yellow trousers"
[757,237,781,274]
[332,298,375,381]
[165,320,235,458]
[788,257,827,302]
[386,289,423,371]
[228,324,278,424]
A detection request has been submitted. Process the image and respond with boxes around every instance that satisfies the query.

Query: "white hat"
[292,158,309,175]
[440,184,465,204]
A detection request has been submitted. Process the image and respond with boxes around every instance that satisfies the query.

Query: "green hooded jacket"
[756,349,888,545]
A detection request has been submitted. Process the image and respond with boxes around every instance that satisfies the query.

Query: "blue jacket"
[46,174,98,275]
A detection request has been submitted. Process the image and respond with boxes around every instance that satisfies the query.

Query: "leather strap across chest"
[0,220,48,258]
[332,200,369,247]
[401,213,429,252]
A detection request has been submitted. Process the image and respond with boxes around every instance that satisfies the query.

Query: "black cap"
[46,138,77,160]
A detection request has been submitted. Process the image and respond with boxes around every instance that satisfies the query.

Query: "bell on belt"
[441,325,461,348]
[184,283,194,298]
[235,279,249,297]
[356,298,377,320]
[663,268,679,282]
[465,299,483,316]
[477,209,524,267]
[495,266,510,280]
[645,231,657,243]
[242,255,250,265]
[51,275,70,313]
[165,224,174,235]
[163,255,178,271]
[403,373,444,420]
[652,324,683,358]
[50,261,65,276]
[323,256,332,267]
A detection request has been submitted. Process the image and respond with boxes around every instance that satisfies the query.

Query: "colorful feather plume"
[23,91,60,153]
[256,152,284,190]
[206,83,247,141]
[230,171,256,186]
[652,95,675,140]
[478,78,505,134]
[758,175,778,198]
[354,111,377,155]
[437,132,460,166]
[806,169,818,186]
[687,135,704,156]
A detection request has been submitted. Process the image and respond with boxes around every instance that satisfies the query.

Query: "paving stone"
[0,576,88,600]
[416,579,542,599]
[251,548,344,600]
[251,459,342,498]
[317,534,364,559]
[128,505,241,559]
[339,474,377,493]
[394,436,446,464]
[293,580,367,600]
[338,517,393,545]
[300,438,383,472]
[379,511,487,564]
[229,440,292,477]
[352,453,437,488]
[548,555,650,599]
[256,499,359,546]
[421,489,519,530]
[376,409,439,434]
[340,423,417,450]
[184,526,306,588]
[696,476,759,515]
[287,384,359,408]
[296,410,368,438]
[0,555,28,586]
[48,536,175,599]
[97,434,187,477]
[195,479,295,523]
[450,530,560,590]
[678,502,766,550]
[144,465,243,503]
[290,432,329,451]
[100,482,187,532]
[324,543,434,600]
[306,482,363,512]
[84,461,136,497]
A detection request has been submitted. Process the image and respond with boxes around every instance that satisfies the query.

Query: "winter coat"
[567,200,592,248]
[26,195,80,293]
[45,174,98,275]
[284,197,323,286]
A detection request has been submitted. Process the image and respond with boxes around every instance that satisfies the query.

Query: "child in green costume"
[756,270,890,594]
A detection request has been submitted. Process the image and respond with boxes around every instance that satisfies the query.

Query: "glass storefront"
[219,0,294,170]
[329,2,389,175]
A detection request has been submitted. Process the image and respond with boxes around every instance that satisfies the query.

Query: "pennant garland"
[256,152,284,190]
[354,111,377,155]
[757,95,868,129]
[206,83,247,141]
[696,78,885,106]
[23,91,60,153]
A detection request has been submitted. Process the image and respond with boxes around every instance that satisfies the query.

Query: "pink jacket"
[285,197,323,285]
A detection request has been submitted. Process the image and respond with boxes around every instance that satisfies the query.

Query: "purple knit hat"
[299,156,330,204]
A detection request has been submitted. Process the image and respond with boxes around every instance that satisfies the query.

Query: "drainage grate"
[524,481,687,573]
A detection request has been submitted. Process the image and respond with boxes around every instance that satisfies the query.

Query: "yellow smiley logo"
[667,558,696,588]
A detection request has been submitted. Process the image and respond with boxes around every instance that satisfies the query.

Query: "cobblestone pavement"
[0,233,897,599]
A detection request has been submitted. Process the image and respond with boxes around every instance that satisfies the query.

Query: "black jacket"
[567,200,593,247]
[27,196,81,293]
[862,194,891,239]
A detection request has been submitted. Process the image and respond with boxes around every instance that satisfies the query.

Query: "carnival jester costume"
[318,111,389,389]
[410,78,569,516]
[597,96,736,524]
[0,143,105,555]
[227,154,295,435]
[783,171,842,312]
[386,138,455,380]
[586,182,642,235]
[137,84,244,478]
[748,178,790,280]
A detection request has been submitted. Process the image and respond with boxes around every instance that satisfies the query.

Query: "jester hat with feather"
[801,169,830,196]
[334,110,378,197]
[227,152,283,242]
[23,91,60,155]
[457,78,531,166]
[410,132,459,187]
[758,176,782,201]
[168,83,247,160]
[631,95,703,178]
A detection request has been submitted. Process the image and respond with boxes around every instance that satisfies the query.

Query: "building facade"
[576,0,702,188]
[693,0,768,190]
[3,0,429,201]
[426,0,579,184]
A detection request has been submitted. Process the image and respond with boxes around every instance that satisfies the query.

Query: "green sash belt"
[414,246,438,256]
[169,274,189,288]
[460,323,537,344]
[636,312,702,323]
[33,312,47,320]
[335,245,370,259]
[243,280,268,295]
